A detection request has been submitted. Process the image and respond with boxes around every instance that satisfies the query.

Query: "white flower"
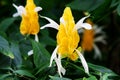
[93,25,106,59]
[12,4,42,17]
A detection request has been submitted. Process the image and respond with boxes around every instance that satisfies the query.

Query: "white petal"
[35,34,39,42]
[28,50,33,56]
[75,15,91,30]
[49,46,59,67]
[58,55,66,75]
[54,54,66,77]
[60,17,66,26]
[93,44,102,59]
[13,4,18,10]
[94,36,106,44]
[93,25,105,34]
[34,7,42,12]
[13,13,20,17]
[40,15,59,30]
[13,4,26,17]
[76,50,89,74]
[80,23,92,30]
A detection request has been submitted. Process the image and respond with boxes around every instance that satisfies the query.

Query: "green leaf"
[110,0,119,7]
[0,54,11,68]
[35,64,48,75]
[0,74,12,80]
[91,0,112,22]
[0,31,7,39]
[88,63,117,75]
[100,73,120,80]
[10,42,22,66]
[83,76,97,80]
[14,70,35,78]
[0,17,15,31]
[40,36,56,46]
[117,3,120,16]
[49,76,71,80]
[67,0,104,11]
[31,40,50,68]
[0,36,14,59]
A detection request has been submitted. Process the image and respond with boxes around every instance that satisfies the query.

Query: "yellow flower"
[13,0,42,35]
[41,7,92,77]
[13,0,42,56]
[81,19,106,59]
[57,7,79,60]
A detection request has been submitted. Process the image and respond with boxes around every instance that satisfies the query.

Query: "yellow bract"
[20,0,40,35]
[57,7,79,61]
[81,19,94,51]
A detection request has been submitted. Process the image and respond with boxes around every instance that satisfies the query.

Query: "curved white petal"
[94,36,106,44]
[58,55,66,75]
[28,50,33,56]
[76,50,89,74]
[34,7,42,12]
[93,44,102,59]
[49,46,59,67]
[93,25,105,34]
[40,16,59,30]
[13,4,26,17]
[35,34,39,42]
[54,55,66,77]
[13,13,20,17]
[75,15,91,30]
[80,23,92,30]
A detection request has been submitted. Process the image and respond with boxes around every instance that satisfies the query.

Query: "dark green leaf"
[67,0,104,11]
[100,73,120,80]
[117,3,120,16]
[0,36,14,59]
[0,17,15,31]
[0,31,7,39]
[91,0,112,22]
[10,42,22,66]
[82,76,97,80]
[31,40,50,68]
[88,63,117,74]
[110,0,119,7]
[0,54,11,68]
[0,74,12,80]
[49,76,71,80]
[14,70,35,78]
[40,36,56,46]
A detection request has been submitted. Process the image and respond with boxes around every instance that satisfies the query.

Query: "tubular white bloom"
[75,15,92,30]
[49,46,66,77]
[34,7,42,12]
[76,49,89,74]
[12,4,26,17]
[40,16,59,30]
